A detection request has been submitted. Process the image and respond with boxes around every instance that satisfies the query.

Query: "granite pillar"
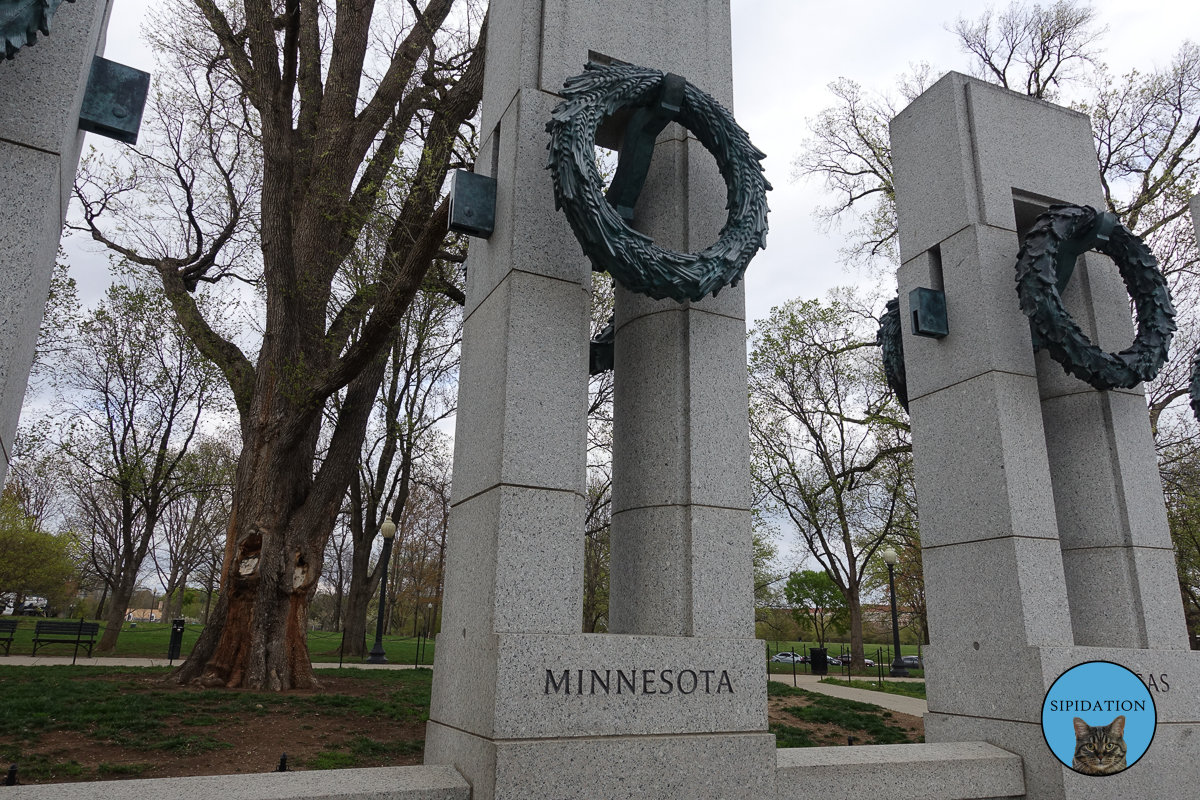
[892,71,1200,799]
[0,0,113,483]
[424,1,773,797]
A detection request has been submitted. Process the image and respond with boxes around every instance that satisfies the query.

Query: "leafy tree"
[73,0,488,689]
[55,285,226,651]
[0,486,77,608]
[783,569,847,649]
[750,291,910,668]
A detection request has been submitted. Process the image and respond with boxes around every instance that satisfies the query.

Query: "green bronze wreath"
[876,298,908,411]
[546,62,770,302]
[2,0,73,61]
[1015,204,1175,390]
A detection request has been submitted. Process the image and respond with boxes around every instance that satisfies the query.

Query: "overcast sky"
[72,0,1199,326]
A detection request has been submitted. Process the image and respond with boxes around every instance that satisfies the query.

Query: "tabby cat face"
[1071,715,1128,776]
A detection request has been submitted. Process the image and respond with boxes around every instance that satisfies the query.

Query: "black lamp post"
[365,516,397,665]
[883,547,909,678]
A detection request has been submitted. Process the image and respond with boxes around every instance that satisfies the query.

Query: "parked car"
[770,652,803,663]
[898,655,923,669]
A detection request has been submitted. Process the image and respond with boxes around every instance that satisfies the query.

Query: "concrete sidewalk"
[0,655,417,670]
[770,673,928,717]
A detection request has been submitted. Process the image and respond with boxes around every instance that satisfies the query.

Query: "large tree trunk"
[846,593,865,669]
[93,582,109,621]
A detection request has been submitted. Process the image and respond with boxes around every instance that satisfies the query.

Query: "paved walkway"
[770,673,928,717]
[0,656,417,670]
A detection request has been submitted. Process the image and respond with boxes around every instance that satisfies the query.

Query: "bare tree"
[55,285,225,651]
[749,292,911,668]
[341,285,460,656]
[951,0,1106,100]
[73,0,488,689]
[151,437,236,621]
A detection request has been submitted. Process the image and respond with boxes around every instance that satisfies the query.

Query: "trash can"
[167,618,185,661]
[810,647,828,675]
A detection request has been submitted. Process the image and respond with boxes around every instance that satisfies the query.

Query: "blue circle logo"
[1041,661,1156,776]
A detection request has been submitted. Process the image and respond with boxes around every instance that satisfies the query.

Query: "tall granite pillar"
[893,71,1200,799]
[0,0,113,483]
[425,2,774,798]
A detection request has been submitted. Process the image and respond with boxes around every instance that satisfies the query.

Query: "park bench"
[31,620,100,657]
[0,619,16,656]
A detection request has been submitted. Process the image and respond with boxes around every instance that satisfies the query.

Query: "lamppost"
[882,548,909,677]
[365,517,397,665]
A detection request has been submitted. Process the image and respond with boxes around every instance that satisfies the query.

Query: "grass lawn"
[1,620,435,665]
[0,666,431,784]
[766,680,924,747]
[819,677,927,699]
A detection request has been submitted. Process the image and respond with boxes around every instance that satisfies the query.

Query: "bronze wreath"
[545,62,770,302]
[1015,204,1175,390]
[876,298,908,412]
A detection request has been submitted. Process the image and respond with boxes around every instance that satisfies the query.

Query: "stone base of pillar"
[424,722,776,800]
[925,645,1200,800]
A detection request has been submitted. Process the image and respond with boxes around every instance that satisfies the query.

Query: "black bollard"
[276,753,289,772]
[5,764,17,786]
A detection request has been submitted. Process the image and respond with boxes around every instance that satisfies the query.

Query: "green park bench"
[31,620,100,657]
[0,619,16,656]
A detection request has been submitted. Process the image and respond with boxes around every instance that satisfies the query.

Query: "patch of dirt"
[767,694,924,746]
[2,674,427,783]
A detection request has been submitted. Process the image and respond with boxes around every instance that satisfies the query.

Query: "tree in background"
[783,569,848,649]
[341,285,460,656]
[0,486,77,612]
[73,0,488,688]
[54,285,225,651]
[583,274,614,633]
[750,292,911,668]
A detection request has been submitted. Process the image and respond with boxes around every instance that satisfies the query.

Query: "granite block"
[899,225,1039,402]
[0,0,110,156]
[426,722,775,800]
[965,79,1102,229]
[1038,645,1200,722]
[611,303,750,514]
[452,270,590,504]
[774,742,1025,800]
[465,90,593,318]
[908,371,1059,549]
[1040,390,1166,550]
[477,0,542,137]
[925,713,1066,800]
[687,504,756,638]
[892,72,1103,264]
[427,626,499,737]
[440,484,584,638]
[610,505,753,637]
[609,504,690,635]
[890,72,979,264]
[0,141,66,486]
[539,0,734,108]
[1190,193,1200,244]
[926,710,1200,800]
[1060,545,1161,648]
[923,536,1073,656]
[489,632,765,738]
[4,766,470,800]
[1127,546,1192,650]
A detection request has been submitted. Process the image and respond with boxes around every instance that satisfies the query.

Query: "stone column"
[0,0,113,482]
[606,40,753,645]
[893,71,1200,800]
[425,2,773,798]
